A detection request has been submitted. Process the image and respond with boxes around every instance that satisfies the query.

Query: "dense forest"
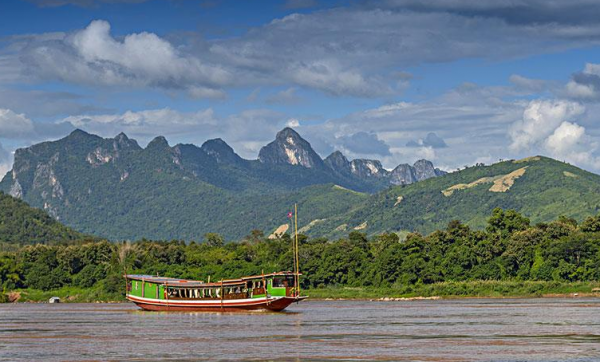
[2,208,600,301]
[310,156,600,238]
[0,192,87,249]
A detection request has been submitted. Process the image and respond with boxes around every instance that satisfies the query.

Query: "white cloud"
[18,20,232,95]
[566,80,596,99]
[8,0,600,99]
[565,63,600,100]
[508,100,585,152]
[584,63,600,75]
[0,108,35,138]
[544,121,600,168]
[406,132,447,148]
[295,80,600,172]
[60,107,287,158]
[389,145,437,168]
[506,98,600,171]
[0,142,11,179]
[545,121,586,156]
[62,108,218,139]
[285,60,392,97]
[286,118,300,127]
[297,83,525,170]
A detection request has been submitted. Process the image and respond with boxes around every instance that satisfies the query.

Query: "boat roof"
[125,271,298,287]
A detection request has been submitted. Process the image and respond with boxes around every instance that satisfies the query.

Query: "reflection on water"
[1,298,600,361]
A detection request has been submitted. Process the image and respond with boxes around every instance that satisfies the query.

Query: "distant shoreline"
[4,281,600,303]
[301,281,600,301]
[309,293,600,301]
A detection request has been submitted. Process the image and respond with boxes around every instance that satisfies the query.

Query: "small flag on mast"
[287,211,293,218]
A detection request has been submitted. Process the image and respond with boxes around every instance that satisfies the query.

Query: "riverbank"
[305,280,600,300]
[3,280,600,303]
[2,286,123,303]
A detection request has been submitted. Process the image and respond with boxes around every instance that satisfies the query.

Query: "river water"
[1,298,600,361]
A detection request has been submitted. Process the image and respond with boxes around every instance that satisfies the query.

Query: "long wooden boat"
[125,271,306,312]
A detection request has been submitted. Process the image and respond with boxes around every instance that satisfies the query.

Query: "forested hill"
[2,125,600,242]
[309,156,600,238]
[0,191,85,247]
[0,128,435,240]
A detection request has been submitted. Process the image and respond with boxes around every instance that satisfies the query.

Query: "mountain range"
[0,128,443,240]
[1,126,600,241]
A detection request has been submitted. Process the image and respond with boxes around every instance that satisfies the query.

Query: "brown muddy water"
[1,298,600,361]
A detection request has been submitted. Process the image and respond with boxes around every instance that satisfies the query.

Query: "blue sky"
[1,0,600,177]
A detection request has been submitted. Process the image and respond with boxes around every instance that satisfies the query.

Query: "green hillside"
[3,127,600,242]
[58,178,368,241]
[0,131,368,240]
[308,156,600,238]
[0,191,85,247]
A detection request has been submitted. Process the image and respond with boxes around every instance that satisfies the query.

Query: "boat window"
[272,278,286,288]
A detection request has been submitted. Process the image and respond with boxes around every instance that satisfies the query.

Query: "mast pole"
[262,269,267,301]
[123,267,127,298]
[294,203,300,297]
[165,281,169,311]
[291,205,297,296]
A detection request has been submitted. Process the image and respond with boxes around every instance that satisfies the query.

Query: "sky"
[1,0,600,178]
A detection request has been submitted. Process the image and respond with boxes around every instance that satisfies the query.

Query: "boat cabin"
[126,272,299,301]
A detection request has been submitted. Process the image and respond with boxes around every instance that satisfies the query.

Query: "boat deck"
[126,271,298,288]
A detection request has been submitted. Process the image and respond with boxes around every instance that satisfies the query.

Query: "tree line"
[2,208,600,299]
